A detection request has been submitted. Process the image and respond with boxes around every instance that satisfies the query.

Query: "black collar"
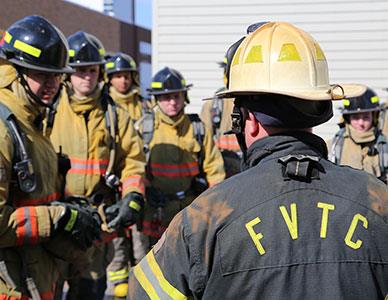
[242,131,328,171]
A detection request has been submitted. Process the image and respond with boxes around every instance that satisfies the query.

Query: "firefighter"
[136,67,225,250]
[105,52,147,121]
[49,31,146,300]
[328,88,387,183]
[104,52,149,299]
[127,22,388,299]
[200,48,242,178]
[0,16,101,300]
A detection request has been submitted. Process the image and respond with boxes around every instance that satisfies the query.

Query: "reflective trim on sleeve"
[122,175,145,194]
[133,264,160,300]
[133,251,187,299]
[108,268,129,282]
[15,207,39,245]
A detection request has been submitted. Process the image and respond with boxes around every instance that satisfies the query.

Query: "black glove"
[53,203,102,250]
[104,192,144,230]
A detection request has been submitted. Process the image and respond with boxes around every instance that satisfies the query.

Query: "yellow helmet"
[218,22,366,101]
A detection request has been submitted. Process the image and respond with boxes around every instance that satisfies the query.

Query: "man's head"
[0,15,73,106]
[341,88,380,133]
[105,52,138,94]
[67,31,105,97]
[217,22,366,155]
[147,67,192,117]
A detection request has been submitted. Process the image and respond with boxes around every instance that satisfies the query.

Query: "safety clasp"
[278,154,323,181]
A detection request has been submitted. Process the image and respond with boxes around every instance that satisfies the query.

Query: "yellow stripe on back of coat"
[134,251,188,299]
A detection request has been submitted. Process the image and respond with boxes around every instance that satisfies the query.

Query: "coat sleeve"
[116,109,146,197]
[202,127,225,187]
[127,211,193,299]
[0,121,64,248]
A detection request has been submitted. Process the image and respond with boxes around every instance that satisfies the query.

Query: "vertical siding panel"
[153,0,388,140]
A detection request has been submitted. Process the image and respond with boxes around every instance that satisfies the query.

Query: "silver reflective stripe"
[138,257,173,299]
[23,208,33,243]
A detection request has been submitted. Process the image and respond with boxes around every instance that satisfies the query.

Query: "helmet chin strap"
[230,104,248,162]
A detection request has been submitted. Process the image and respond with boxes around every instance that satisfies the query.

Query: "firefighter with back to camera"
[127,21,388,300]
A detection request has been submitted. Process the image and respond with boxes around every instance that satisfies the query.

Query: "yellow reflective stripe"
[147,251,187,299]
[106,62,115,69]
[108,268,129,281]
[133,264,160,300]
[68,49,75,57]
[64,209,78,232]
[130,60,137,68]
[13,40,41,58]
[223,56,227,64]
[245,45,263,64]
[232,48,241,66]
[315,43,326,61]
[152,82,163,88]
[4,32,12,44]
[181,79,186,85]
[99,48,106,55]
[371,96,379,103]
[129,200,141,212]
[343,99,350,106]
[278,43,301,62]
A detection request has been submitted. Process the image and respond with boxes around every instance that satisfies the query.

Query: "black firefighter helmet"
[341,88,380,115]
[147,67,192,96]
[105,52,137,75]
[0,15,73,73]
[67,31,105,67]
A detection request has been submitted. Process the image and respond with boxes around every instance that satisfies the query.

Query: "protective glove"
[52,203,102,250]
[104,192,144,230]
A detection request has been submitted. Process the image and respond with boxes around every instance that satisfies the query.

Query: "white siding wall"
[153,0,388,140]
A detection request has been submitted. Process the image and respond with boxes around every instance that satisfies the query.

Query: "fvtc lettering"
[245,202,369,255]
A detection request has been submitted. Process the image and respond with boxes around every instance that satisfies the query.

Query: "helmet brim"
[106,67,137,75]
[216,83,367,101]
[69,61,106,67]
[342,107,380,114]
[9,58,74,74]
[147,85,192,96]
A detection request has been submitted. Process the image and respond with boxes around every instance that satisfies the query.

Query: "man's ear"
[245,111,260,138]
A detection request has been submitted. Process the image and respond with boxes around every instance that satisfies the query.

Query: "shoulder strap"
[0,102,36,193]
[140,110,155,164]
[375,132,388,182]
[187,113,206,174]
[329,127,345,164]
[379,106,386,132]
[101,91,119,190]
[211,96,223,137]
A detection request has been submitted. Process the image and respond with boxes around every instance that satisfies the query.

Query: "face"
[157,92,185,117]
[25,70,62,105]
[349,111,373,132]
[110,71,133,94]
[70,65,100,97]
